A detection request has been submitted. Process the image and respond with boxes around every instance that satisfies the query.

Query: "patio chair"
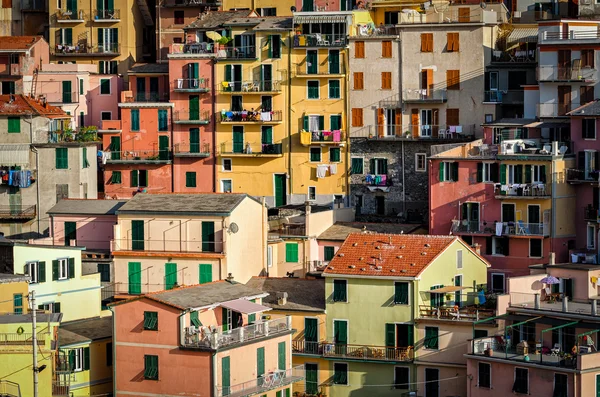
[315,33,330,46]
[517,220,530,235]
[494,335,507,352]
[551,343,561,356]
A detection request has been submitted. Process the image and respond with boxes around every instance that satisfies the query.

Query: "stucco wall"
[51,213,116,250]
[0,280,29,314]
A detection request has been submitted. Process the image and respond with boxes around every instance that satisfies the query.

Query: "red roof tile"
[0,36,44,51]
[323,234,458,277]
[0,95,68,118]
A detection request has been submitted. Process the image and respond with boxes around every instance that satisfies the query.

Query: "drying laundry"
[316,165,328,178]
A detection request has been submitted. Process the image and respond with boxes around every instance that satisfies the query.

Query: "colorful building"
[321,233,490,397]
[111,280,303,397]
[0,36,48,95]
[0,273,30,314]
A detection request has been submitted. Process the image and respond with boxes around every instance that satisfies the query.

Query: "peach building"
[0,36,48,95]
[111,280,304,397]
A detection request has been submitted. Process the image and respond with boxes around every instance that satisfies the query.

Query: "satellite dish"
[229,222,239,234]
[480,2,487,8]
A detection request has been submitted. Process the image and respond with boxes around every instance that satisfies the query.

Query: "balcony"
[494,183,550,198]
[396,7,504,24]
[483,90,524,104]
[52,43,121,56]
[48,130,100,143]
[21,0,45,12]
[45,91,78,104]
[173,78,210,92]
[0,63,22,77]
[509,292,600,316]
[497,221,549,237]
[351,124,475,140]
[566,168,600,183]
[491,49,536,63]
[216,365,304,397]
[540,29,600,44]
[418,298,495,322]
[168,43,216,58]
[293,340,413,362]
[293,34,347,48]
[294,63,345,77]
[364,174,390,187]
[105,150,171,164]
[217,110,282,124]
[183,317,292,350]
[402,89,447,103]
[173,142,211,158]
[216,46,256,60]
[0,332,43,346]
[162,0,222,6]
[0,381,20,397]
[122,92,170,103]
[55,9,86,23]
[220,142,283,157]
[173,110,211,124]
[584,205,598,221]
[0,205,36,220]
[451,220,487,234]
[537,66,596,82]
[102,282,174,300]
[219,80,282,94]
[111,238,223,254]
[93,8,120,21]
[300,130,345,146]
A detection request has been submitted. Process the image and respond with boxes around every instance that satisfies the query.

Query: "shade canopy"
[0,144,30,165]
[423,286,469,294]
[220,299,272,315]
[541,275,560,284]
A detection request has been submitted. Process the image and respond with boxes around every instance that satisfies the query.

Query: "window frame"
[350,157,364,175]
[513,367,529,394]
[333,362,349,385]
[324,246,336,261]
[371,157,388,175]
[143,311,158,331]
[393,366,410,389]
[491,272,505,293]
[101,111,112,121]
[307,80,320,99]
[393,281,409,305]
[329,147,341,163]
[424,326,439,350]
[7,116,20,133]
[27,261,39,283]
[553,373,568,397]
[482,162,494,182]
[328,79,341,99]
[332,279,348,303]
[308,186,316,201]
[185,171,197,188]
[222,158,232,172]
[144,354,159,380]
[309,147,322,163]
[13,293,23,314]
[587,223,596,249]
[529,238,543,258]
[415,153,426,172]
[73,348,84,372]
[478,362,491,388]
[58,258,69,280]
[99,78,111,95]
[221,179,233,193]
[583,118,596,140]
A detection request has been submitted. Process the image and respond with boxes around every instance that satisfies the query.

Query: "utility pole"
[31,290,38,397]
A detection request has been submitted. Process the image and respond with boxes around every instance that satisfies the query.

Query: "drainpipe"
[157,0,162,63]
[109,306,117,396]
[401,139,405,217]
[287,32,292,203]
[551,156,556,257]
[344,47,350,206]
[170,105,174,193]
[397,36,405,218]
[24,113,41,235]
[212,59,217,192]
[212,351,218,397]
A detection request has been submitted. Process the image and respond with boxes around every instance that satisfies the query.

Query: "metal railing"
[294,62,346,75]
[0,381,20,397]
[541,30,600,43]
[216,364,304,397]
[220,142,282,155]
[484,90,524,103]
[169,43,215,56]
[93,8,120,20]
[105,150,171,162]
[491,50,536,63]
[451,220,482,233]
[538,102,581,117]
[351,124,475,139]
[321,343,413,362]
[500,222,546,236]
[102,282,169,299]
[219,80,281,93]
[566,168,600,182]
[125,92,170,103]
[508,292,600,316]
[495,183,550,197]
[183,317,291,350]
[217,110,282,123]
[174,142,211,156]
[397,8,494,24]
[218,46,256,59]
[111,238,223,253]
[55,9,85,21]
[300,130,345,144]
[402,89,447,102]
[52,43,121,55]
[173,78,210,91]
[537,66,596,81]
[48,130,99,143]
[0,333,43,345]
[0,205,36,220]
[44,91,78,104]
[418,299,495,321]
[268,225,307,238]
[163,0,222,6]
[293,34,347,48]
[173,110,211,123]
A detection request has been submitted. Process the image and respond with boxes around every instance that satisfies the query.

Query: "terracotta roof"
[185,10,255,29]
[318,222,420,241]
[0,36,44,51]
[323,234,458,277]
[568,100,600,116]
[0,95,68,118]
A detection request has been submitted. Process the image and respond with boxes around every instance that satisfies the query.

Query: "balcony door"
[98,28,117,53]
[558,85,571,116]
[384,109,398,137]
[461,202,480,232]
[421,68,433,97]
[420,109,432,137]
[261,64,272,91]
[558,50,571,80]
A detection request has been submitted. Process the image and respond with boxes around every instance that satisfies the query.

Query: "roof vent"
[361,267,366,271]
[328,266,334,270]
[410,263,416,266]
[390,269,396,272]
[421,252,427,255]
[359,257,364,261]
[349,265,355,269]
[401,269,408,273]
[338,253,344,257]
[375,245,381,250]
[401,245,406,249]
[353,242,358,247]
[396,255,402,259]
[424,243,431,248]
[376,266,382,270]
[277,292,288,306]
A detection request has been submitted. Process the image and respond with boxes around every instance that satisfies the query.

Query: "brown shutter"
[447,70,460,90]
[446,108,460,126]
[377,108,384,137]
[355,41,365,58]
[581,86,594,105]
[354,72,364,90]
[395,109,402,132]
[411,109,419,136]
[427,33,433,52]
[447,33,454,51]
[432,110,439,137]
[382,41,392,58]
[458,7,470,22]
[382,72,391,89]
[352,108,363,127]
[421,34,427,52]
[426,69,434,94]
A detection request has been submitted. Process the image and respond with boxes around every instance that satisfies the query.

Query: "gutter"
[212,58,217,193]
[24,113,41,235]
[286,32,292,203]
[109,306,116,397]
[344,47,350,206]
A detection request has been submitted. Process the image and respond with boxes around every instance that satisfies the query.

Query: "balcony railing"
[483,90,524,104]
[584,205,598,221]
[364,174,390,186]
[0,381,20,397]
[173,78,210,92]
[498,222,548,236]
[292,340,413,362]
[173,142,211,157]
[566,168,600,183]
[217,110,282,123]
[21,0,45,11]
[55,9,85,21]
[539,101,576,117]
[45,92,78,104]
[451,220,483,234]
[162,0,222,6]
[540,29,600,43]
[48,130,99,143]
[183,317,292,350]
[495,183,550,197]
[508,292,600,316]
[124,92,170,103]
[105,150,171,163]
[0,205,36,220]
[219,80,282,93]
[294,63,345,76]
[402,89,447,102]
[491,49,536,63]
[418,299,495,321]
[351,124,475,139]
[111,238,223,253]
[293,33,347,48]
[52,43,121,55]
[173,110,211,124]
[169,43,215,56]
[0,63,21,77]
[217,46,256,59]
[300,130,345,146]
[220,142,283,156]
[0,333,43,346]
[216,365,304,397]
[102,282,170,300]
[537,66,596,81]
[93,8,120,20]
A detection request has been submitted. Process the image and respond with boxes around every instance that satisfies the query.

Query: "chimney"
[277,291,288,306]
[549,252,555,266]
[552,141,559,156]
[226,273,234,282]
[473,243,481,255]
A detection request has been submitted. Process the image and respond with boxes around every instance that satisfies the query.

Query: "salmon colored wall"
[51,213,116,250]
[103,164,173,199]
[130,76,169,98]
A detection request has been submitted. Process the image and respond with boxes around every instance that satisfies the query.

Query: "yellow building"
[49,0,149,75]
[58,317,113,397]
[222,0,296,16]
[0,274,30,315]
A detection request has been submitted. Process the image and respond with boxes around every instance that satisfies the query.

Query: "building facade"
[0,36,49,95]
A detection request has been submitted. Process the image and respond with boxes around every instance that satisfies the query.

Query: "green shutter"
[52,260,59,281]
[306,364,318,394]
[131,220,144,250]
[190,311,201,327]
[158,109,168,131]
[351,158,363,174]
[330,115,341,130]
[164,263,177,290]
[285,243,298,262]
[385,323,395,347]
[201,221,215,252]
[185,172,196,188]
[111,171,121,184]
[394,282,408,304]
[199,264,212,284]
[110,136,121,160]
[130,170,138,187]
[318,115,324,130]
[69,350,76,370]
[53,302,61,314]
[257,347,265,377]
[324,246,335,261]
[267,35,273,58]
[65,221,76,246]
[333,279,347,302]
[515,164,523,184]
[144,355,158,380]
[500,164,507,184]
[540,165,547,182]
[261,126,273,144]
[82,147,89,168]
[131,109,140,131]
[334,320,348,344]
[56,148,68,169]
[278,341,286,370]
[452,162,459,181]
[439,162,444,181]
[329,80,340,98]
[233,126,244,153]
[189,95,200,120]
[222,356,230,396]
[477,163,483,182]
[65,28,72,45]
[83,346,90,370]
[62,81,72,103]
[330,148,341,162]
[7,117,20,133]
[329,50,340,73]
[525,165,532,183]
[224,64,232,83]
[38,262,46,283]
[425,327,439,349]
[159,135,169,160]
[189,128,200,153]
[79,79,83,95]
[303,115,309,131]
[304,317,318,342]
[143,311,158,330]
[128,262,142,294]
[68,258,75,279]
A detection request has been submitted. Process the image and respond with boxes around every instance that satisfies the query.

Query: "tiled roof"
[318,222,420,241]
[58,317,113,346]
[246,277,325,312]
[568,100,600,116]
[185,10,254,29]
[129,63,169,75]
[0,36,44,51]
[0,95,68,118]
[117,193,257,215]
[323,233,458,277]
[224,16,293,31]
[48,199,128,216]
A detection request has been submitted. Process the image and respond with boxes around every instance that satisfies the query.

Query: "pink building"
[429,120,575,291]
[112,280,302,397]
[0,36,48,95]
[466,258,600,397]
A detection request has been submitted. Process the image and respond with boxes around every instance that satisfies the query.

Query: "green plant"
[217,36,233,45]
[76,126,100,142]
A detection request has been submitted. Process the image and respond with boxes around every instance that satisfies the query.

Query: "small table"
[550,292,563,302]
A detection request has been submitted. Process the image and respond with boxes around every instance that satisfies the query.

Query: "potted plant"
[484,346,493,357]
[404,130,411,138]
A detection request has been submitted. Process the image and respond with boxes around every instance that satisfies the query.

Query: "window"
[269,34,281,58]
[56,184,69,202]
[333,363,348,385]
[457,249,463,268]
[130,170,148,187]
[415,153,426,172]
[82,147,89,168]
[39,302,60,313]
[79,111,85,128]
[502,203,515,222]
[351,157,363,174]
[24,262,42,284]
[381,72,392,90]
[98,263,110,282]
[99,61,118,74]
[588,224,596,249]
[491,273,505,293]
[59,27,73,45]
[351,108,363,127]
[307,81,319,99]
[222,158,232,172]
[581,85,594,105]
[259,7,276,16]
[513,368,528,394]
[530,239,542,257]
[13,294,23,314]
[158,109,168,131]
[7,117,20,133]
[330,114,342,131]
[144,355,159,380]
[324,246,335,261]
[477,162,498,183]
[394,367,409,389]
[143,311,158,330]
[446,108,460,126]
[308,186,316,201]
[583,119,596,139]
[333,279,347,302]
[491,236,509,256]
[221,179,232,193]
[106,342,113,367]
[370,158,388,175]
[79,79,84,95]
[382,41,392,57]
[554,373,567,397]
[394,282,409,305]
[199,264,212,284]
[581,49,595,68]
[447,32,459,51]
[439,162,458,182]
[330,148,341,162]
[285,243,298,262]
[185,172,196,188]
[474,329,488,339]
[131,109,140,131]
[310,147,321,162]
[57,258,69,280]
[329,80,340,99]
[69,347,89,372]
[355,41,365,58]
[353,72,364,90]
[55,148,68,169]
[424,327,439,349]
[447,70,460,90]
[100,79,111,95]
[478,362,491,388]
[101,111,112,121]
[110,171,121,184]
[174,10,184,24]
[421,33,433,52]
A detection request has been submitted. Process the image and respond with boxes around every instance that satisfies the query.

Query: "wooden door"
[558,50,571,79]
[432,110,439,137]
[557,86,571,116]
[411,109,419,136]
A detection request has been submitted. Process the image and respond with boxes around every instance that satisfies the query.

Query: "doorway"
[385,109,397,136]
[375,196,385,215]
[274,174,287,207]
[420,109,432,137]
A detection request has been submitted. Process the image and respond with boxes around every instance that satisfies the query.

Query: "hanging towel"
[260,112,271,121]
[102,152,109,165]
[365,174,374,184]
[7,170,13,186]
[11,171,20,187]
[329,163,337,175]
[379,175,387,185]
[316,165,328,178]
[495,222,503,237]
[449,126,456,133]
[332,130,341,142]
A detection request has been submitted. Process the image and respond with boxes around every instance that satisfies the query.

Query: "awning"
[507,27,539,45]
[524,121,570,129]
[220,299,272,314]
[294,15,348,24]
[0,144,30,165]
[424,286,470,294]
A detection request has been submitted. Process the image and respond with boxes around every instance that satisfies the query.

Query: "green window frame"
[351,158,363,174]
[222,356,230,395]
[13,293,23,314]
[55,148,68,169]
[110,171,121,184]
[330,148,341,163]
[82,147,90,168]
[144,355,159,380]
[310,147,321,162]
[394,282,409,305]
[328,80,340,99]
[7,117,20,133]
[100,78,110,95]
[257,346,265,377]
[424,326,439,349]
[324,246,335,261]
[131,220,144,251]
[158,109,168,131]
[330,114,342,131]
[185,172,196,188]
[79,79,83,95]
[333,362,348,385]
[131,109,140,131]
[332,279,347,302]
[307,81,319,99]
[190,311,202,327]
[199,264,212,284]
[268,34,281,58]
[128,262,142,294]
[305,363,318,394]
[164,262,177,290]
[285,243,298,262]
[143,311,158,331]
[62,80,72,103]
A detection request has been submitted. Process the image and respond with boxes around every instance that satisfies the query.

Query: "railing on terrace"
[268,225,307,238]
[497,222,548,236]
[216,364,304,397]
[292,34,347,48]
[509,292,600,316]
[217,46,256,59]
[351,124,475,139]
[170,42,216,55]
[55,9,86,21]
[217,110,282,123]
[0,333,44,346]
[220,141,283,155]
[0,380,20,397]
[93,8,120,20]
[397,8,499,24]
[293,339,413,362]
[0,205,36,220]
[183,317,291,350]
[125,92,170,103]
[173,142,211,156]
[566,168,600,183]
[300,130,345,145]
[163,0,221,6]
[173,110,211,123]
[538,102,581,117]
[537,66,596,81]
[52,43,121,55]
[541,30,600,43]
[173,78,210,91]
[102,282,173,299]
[495,183,550,197]
[48,130,99,143]
[402,89,447,102]
[491,49,536,63]
[294,62,345,75]
[484,90,524,103]
[105,150,171,162]
[111,238,223,253]
[220,80,281,93]
[44,92,78,104]
[419,295,495,321]
[451,220,483,234]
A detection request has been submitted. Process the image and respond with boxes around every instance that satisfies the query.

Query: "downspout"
[170,105,174,193]
[157,1,162,63]
[212,351,218,397]
[397,36,405,217]
[344,47,350,206]
[287,32,292,202]
[551,157,556,256]
[402,139,405,216]
[24,114,41,234]
[212,59,217,192]
[109,306,117,396]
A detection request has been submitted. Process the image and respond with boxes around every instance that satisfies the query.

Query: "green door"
[67,0,77,13]
[307,50,318,74]
[164,263,177,290]
[62,81,72,103]
[302,0,313,11]
[222,308,230,331]
[159,135,169,161]
[202,221,215,252]
[136,78,146,101]
[329,50,340,74]
[110,136,121,160]
[189,95,199,120]
[131,220,144,250]
[64,221,76,246]
[257,347,265,378]
[189,128,200,153]
[274,174,286,207]
[304,318,318,354]
[278,341,286,370]
[233,126,244,153]
[334,320,348,354]
[128,262,141,294]
[222,356,230,396]
[305,364,318,395]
